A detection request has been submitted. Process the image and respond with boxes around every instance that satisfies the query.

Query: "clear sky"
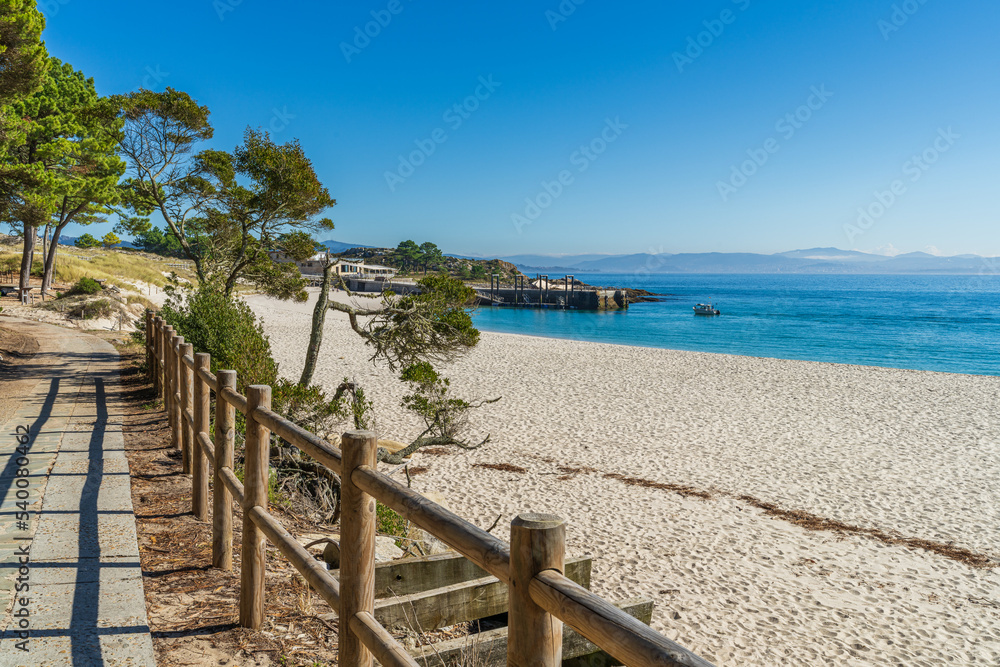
[44,0,999,257]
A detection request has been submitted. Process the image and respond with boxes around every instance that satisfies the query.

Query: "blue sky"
[44,1,999,257]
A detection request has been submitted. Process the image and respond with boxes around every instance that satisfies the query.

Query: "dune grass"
[0,245,197,290]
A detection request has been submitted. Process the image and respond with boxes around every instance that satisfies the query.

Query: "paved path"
[0,320,155,666]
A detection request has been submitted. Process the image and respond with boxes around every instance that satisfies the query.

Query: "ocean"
[471,273,1000,376]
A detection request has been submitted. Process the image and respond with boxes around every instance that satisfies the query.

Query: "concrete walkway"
[0,320,154,666]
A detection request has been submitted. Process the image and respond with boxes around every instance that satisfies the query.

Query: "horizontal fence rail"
[144,311,713,667]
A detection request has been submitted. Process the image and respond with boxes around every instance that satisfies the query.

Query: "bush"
[69,298,114,320]
[66,277,102,296]
[160,286,278,392]
[376,503,408,539]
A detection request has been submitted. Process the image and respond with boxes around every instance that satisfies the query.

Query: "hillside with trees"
[332,239,523,283]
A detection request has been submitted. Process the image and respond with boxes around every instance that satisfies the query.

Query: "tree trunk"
[19,223,36,291]
[41,225,64,295]
[41,224,50,273]
[298,261,333,387]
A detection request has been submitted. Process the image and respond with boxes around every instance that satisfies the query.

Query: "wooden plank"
[197,431,215,466]
[253,405,343,475]
[407,599,653,666]
[371,558,590,632]
[220,386,248,416]
[352,466,511,585]
[350,612,421,667]
[530,571,714,667]
[248,506,340,609]
[373,551,590,599]
[219,466,245,508]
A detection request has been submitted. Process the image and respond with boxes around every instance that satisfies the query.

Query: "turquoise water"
[471,274,1000,376]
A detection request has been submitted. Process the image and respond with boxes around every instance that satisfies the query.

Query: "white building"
[268,251,398,279]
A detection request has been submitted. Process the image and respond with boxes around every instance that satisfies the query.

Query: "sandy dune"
[246,290,1000,666]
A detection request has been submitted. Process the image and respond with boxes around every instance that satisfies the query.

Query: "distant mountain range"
[62,234,993,275]
[492,247,999,275]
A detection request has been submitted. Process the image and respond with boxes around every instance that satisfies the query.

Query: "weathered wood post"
[192,353,211,521]
[213,370,237,570]
[179,342,194,476]
[169,334,183,450]
[239,385,271,629]
[145,310,153,383]
[508,513,566,665]
[339,430,378,667]
[161,324,173,412]
[152,317,162,397]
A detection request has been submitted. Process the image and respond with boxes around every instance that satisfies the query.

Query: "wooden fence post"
[161,325,172,412]
[240,385,271,629]
[213,370,237,570]
[170,334,183,450]
[159,322,169,405]
[508,513,565,666]
[145,310,153,384]
[192,353,211,521]
[180,342,194,476]
[340,430,378,667]
[152,317,162,398]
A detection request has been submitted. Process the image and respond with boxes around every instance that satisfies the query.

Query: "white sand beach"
[246,290,1000,666]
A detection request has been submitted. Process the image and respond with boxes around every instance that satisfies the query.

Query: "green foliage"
[400,362,470,440]
[376,502,407,539]
[418,241,444,273]
[100,231,120,248]
[160,285,278,392]
[3,57,124,234]
[0,0,47,106]
[74,232,99,248]
[0,0,48,156]
[110,87,214,276]
[278,231,322,262]
[393,239,420,271]
[367,274,479,370]
[199,127,335,297]
[66,276,101,295]
[130,225,184,256]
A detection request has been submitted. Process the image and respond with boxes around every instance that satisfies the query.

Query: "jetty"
[475,274,628,311]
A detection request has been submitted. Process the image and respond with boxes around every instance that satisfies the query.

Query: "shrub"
[70,298,114,320]
[160,285,278,391]
[66,277,102,296]
[376,503,408,540]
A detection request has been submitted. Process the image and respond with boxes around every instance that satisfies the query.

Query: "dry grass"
[0,245,197,290]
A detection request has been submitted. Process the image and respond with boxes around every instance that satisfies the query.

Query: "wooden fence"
[144,311,714,667]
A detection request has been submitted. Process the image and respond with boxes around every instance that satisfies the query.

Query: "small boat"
[693,303,720,316]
